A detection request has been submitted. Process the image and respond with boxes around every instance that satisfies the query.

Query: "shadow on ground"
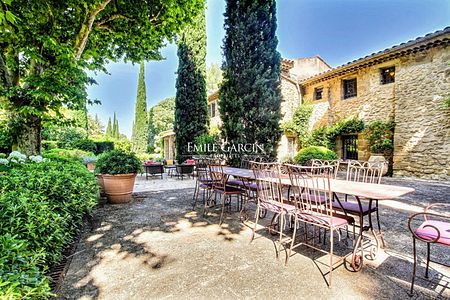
[57,176,450,299]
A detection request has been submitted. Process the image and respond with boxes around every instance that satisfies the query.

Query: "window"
[380,66,395,84]
[209,102,216,117]
[314,87,323,100]
[343,78,357,99]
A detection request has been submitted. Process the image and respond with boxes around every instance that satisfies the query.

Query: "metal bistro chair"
[176,164,195,180]
[311,159,340,179]
[207,164,245,224]
[332,160,386,250]
[250,162,295,259]
[192,158,213,209]
[285,164,354,287]
[408,203,450,296]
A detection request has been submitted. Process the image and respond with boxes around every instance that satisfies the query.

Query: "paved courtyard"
[58,174,450,299]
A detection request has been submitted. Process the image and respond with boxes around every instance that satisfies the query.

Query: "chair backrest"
[240,156,251,169]
[285,164,333,221]
[209,164,227,189]
[194,158,209,170]
[177,164,194,174]
[346,160,383,184]
[251,162,282,206]
[311,159,340,179]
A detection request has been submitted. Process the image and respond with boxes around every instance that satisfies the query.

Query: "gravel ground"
[58,173,450,300]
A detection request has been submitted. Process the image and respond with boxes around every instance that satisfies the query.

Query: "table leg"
[368,199,381,258]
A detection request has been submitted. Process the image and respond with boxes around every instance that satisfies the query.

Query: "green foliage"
[206,63,223,94]
[294,146,338,165]
[132,62,149,154]
[95,150,142,175]
[52,127,86,149]
[72,139,96,153]
[363,120,395,153]
[41,140,58,151]
[112,112,120,139]
[175,9,208,162]
[0,118,13,153]
[105,117,113,137]
[306,118,365,149]
[94,141,114,155]
[219,0,282,164]
[42,148,94,162]
[281,103,313,145]
[1,0,205,155]
[194,133,219,155]
[88,114,104,137]
[0,159,97,298]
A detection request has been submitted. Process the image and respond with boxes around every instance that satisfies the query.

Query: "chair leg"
[286,215,297,265]
[410,237,417,296]
[219,193,226,225]
[192,181,199,209]
[375,200,385,247]
[329,227,334,288]
[251,204,260,243]
[425,242,430,278]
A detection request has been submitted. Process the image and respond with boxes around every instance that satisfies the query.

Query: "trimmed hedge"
[0,159,98,298]
[94,141,114,154]
[294,146,338,165]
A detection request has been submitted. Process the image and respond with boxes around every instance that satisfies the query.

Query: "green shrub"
[41,140,58,151]
[0,159,97,297]
[294,146,338,165]
[194,133,218,155]
[55,127,86,149]
[95,150,142,175]
[363,120,395,153]
[305,118,365,149]
[42,148,94,163]
[72,139,96,152]
[94,141,114,154]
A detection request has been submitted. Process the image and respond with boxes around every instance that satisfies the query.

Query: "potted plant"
[95,150,143,204]
[81,156,98,171]
[363,121,395,175]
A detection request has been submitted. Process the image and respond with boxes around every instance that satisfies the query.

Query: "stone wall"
[302,44,450,180]
[393,45,450,180]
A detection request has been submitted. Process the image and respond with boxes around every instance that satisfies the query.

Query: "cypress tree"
[105,117,113,137]
[112,112,120,139]
[219,0,282,163]
[131,62,149,153]
[175,8,208,162]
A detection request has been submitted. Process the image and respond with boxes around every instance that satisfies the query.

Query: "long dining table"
[222,166,415,270]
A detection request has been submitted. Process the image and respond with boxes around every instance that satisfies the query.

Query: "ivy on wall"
[305,118,365,149]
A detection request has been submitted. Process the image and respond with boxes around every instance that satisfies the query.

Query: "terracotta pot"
[102,173,137,204]
[87,162,96,171]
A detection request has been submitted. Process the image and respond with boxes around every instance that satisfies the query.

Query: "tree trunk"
[16,115,42,155]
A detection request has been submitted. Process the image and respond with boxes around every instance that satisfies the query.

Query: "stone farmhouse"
[206,27,450,180]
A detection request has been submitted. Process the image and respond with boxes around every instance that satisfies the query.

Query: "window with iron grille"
[314,87,323,100]
[380,66,395,84]
[343,78,357,99]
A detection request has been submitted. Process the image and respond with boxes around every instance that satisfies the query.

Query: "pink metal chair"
[408,203,450,296]
[285,164,354,286]
[208,164,245,224]
[250,162,295,258]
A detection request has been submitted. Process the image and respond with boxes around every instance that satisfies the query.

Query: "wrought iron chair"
[207,164,245,224]
[250,162,295,258]
[285,164,354,286]
[311,159,340,179]
[408,203,450,296]
[332,160,386,248]
[175,164,194,180]
[192,158,213,209]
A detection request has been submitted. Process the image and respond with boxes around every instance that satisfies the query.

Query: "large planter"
[368,154,388,176]
[102,173,137,204]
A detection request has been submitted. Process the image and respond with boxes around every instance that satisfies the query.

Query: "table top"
[222,167,415,200]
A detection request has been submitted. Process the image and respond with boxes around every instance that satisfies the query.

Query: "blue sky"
[87,0,450,137]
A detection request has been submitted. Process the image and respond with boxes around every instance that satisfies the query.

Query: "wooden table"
[222,166,415,270]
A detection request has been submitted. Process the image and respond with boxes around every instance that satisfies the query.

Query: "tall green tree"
[112,112,120,139]
[105,117,112,137]
[0,0,205,155]
[131,62,148,153]
[219,0,282,162]
[175,9,208,161]
[88,114,104,136]
[148,96,175,149]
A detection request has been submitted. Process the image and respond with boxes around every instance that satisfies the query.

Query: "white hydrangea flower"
[29,155,44,163]
[8,151,27,163]
[0,158,9,165]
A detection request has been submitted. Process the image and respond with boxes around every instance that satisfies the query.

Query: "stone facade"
[301,32,450,180]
